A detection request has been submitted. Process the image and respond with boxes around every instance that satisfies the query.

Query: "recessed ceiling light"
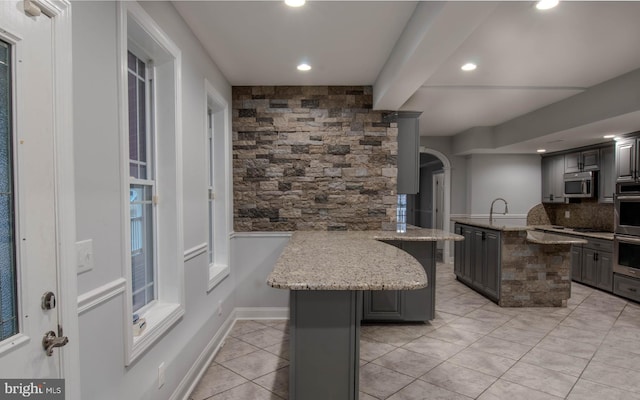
[297,63,311,71]
[461,63,477,71]
[536,0,559,10]
[537,149,547,153]
[285,0,305,7]
[603,134,616,139]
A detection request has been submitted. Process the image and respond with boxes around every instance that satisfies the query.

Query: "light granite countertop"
[452,219,614,241]
[452,218,530,231]
[267,229,462,291]
[526,230,588,245]
[531,225,614,241]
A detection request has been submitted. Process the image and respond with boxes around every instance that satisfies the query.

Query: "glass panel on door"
[0,39,17,341]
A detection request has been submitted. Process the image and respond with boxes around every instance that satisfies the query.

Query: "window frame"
[127,49,158,314]
[118,1,184,366]
[207,107,214,265]
[204,79,231,292]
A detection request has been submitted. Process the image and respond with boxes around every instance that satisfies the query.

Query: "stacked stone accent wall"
[232,86,398,231]
[500,231,571,307]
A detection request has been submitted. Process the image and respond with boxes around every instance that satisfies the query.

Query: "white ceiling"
[174,1,640,154]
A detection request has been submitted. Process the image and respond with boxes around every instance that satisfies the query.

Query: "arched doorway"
[418,147,452,263]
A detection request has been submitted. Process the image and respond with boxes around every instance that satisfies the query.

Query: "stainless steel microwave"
[564,171,595,198]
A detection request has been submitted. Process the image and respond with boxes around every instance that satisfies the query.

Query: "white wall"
[73,2,235,399]
[465,154,541,217]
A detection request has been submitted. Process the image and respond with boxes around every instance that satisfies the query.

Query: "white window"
[205,81,231,291]
[128,50,156,313]
[207,108,215,265]
[119,2,184,365]
[397,194,407,232]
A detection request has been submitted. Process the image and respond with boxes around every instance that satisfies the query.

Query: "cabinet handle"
[629,287,637,293]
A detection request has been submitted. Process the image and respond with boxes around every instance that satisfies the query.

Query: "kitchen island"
[453,219,587,307]
[267,229,462,400]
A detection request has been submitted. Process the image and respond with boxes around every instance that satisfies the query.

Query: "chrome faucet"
[489,198,509,224]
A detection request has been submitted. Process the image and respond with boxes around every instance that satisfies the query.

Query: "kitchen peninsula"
[267,228,462,400]
[453,218,587,307]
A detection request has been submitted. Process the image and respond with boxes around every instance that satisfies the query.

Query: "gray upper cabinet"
[396,111,422,194]
[599,145,615,203]
[541,155,565,203]
[616,137,639,183]
[543,144,614,203]
[565,149,600,173]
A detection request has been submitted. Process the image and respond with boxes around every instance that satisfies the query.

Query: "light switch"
[76,239,93,274]
[564,211,570,219]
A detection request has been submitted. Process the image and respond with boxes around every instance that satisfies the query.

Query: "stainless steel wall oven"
[615,183,640,236]
[614,235,640,279]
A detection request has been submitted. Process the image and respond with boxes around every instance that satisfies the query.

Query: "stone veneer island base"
[268,229,462,400]
[454,219,587,307]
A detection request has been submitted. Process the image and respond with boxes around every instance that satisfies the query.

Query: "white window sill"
[128,301,184,365]
[208,263,230,292]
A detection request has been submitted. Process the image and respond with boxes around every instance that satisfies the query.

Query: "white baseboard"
[170,311,236,400]
[235,307,289,320]
[170,307,289,400]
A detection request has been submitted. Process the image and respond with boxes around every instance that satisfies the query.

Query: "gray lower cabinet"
[454,225,464,277]
[362,241,435,322]
[571,245,582,281]
[290,290,361,400]
[571,238,613,292]
[613,274,640,303]
[362,290,402,320]
[454,223,501,302]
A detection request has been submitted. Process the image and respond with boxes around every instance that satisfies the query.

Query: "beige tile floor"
[189,263,640,400]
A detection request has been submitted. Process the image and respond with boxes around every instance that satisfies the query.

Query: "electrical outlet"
[217,300,222,316]
[565,211,570,219]
[158,362,165,389]
[76,239,94,274]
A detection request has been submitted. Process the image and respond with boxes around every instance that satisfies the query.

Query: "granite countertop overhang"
[267,229,462,291]
[526,230,588,245]
[452,217,530,231]
[531,225,614,241]
[452,219,614,241]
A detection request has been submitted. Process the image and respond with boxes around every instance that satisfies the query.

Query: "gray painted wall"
[466,154,541,216]
[420,136,541,218]
[232,234,290,308]
[420,136,468,215]
[73,2,235,399]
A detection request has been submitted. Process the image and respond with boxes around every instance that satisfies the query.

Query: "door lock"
[42,330,69,356]
[41,291,56,310]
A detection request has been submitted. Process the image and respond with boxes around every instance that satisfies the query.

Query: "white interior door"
[0,1,64,379]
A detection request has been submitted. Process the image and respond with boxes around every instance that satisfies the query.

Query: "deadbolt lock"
[41,291,56,310]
